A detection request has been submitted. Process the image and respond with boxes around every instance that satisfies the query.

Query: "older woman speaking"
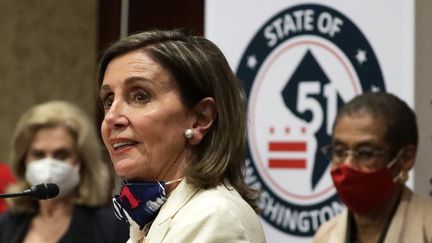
[98,29,266,243]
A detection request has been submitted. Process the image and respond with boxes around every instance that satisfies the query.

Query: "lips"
[113,141,137,150]
[109,138,138,152]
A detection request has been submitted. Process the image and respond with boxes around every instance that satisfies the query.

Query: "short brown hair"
[98,29,258,210]
[334,92,418,155]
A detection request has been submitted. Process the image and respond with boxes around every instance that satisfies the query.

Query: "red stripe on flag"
[269,159,306,169]
[268,142,306,151]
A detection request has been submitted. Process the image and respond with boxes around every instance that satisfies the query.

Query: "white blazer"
[128,179,267,243]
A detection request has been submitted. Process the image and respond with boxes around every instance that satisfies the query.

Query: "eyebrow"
[332,139,378,149]
[99,76,152,94]
[30,146,73,152]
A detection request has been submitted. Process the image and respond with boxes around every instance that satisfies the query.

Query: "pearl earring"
[399,170,409,184]
[184,129,194,139]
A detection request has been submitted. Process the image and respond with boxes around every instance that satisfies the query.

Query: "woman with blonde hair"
[0,100,128,243]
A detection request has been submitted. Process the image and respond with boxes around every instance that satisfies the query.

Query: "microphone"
[0,183,59,200]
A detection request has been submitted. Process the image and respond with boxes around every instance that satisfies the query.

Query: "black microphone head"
[31,183,60,200]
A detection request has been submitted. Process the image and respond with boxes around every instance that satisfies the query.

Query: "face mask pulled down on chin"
[112,178,182,230]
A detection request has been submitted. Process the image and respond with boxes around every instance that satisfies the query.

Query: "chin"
[113,162,134,178]
[113,169,128,178]
[114,166,146,181]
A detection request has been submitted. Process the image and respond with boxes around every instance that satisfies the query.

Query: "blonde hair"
[8,100,111,213]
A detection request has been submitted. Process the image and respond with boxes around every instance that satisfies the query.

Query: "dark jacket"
[0,205,129,243]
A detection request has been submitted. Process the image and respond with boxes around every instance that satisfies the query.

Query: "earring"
[184,129,194,139]
[399,170,409,184]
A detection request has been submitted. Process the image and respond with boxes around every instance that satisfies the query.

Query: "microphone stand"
[0,183,59,200]
[0,192,28,199]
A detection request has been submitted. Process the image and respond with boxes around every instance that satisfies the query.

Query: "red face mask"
[331,157,399,215]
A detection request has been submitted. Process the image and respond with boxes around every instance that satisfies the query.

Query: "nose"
[332,153,356,170]
[103,100,129,130]
[340,150,357,167]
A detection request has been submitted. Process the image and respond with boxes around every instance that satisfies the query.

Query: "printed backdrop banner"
[205,0,414,242]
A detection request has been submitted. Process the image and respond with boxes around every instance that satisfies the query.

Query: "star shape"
[355,49,367,65]
[371,84,381,92]
[247,55,258,69]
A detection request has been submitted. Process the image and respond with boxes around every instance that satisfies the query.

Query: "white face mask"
[25,158,80,198]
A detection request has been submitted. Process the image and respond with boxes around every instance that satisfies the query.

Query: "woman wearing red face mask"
[313,92,432,243]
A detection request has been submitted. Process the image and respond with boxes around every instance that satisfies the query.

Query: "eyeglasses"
[321,145,387,165]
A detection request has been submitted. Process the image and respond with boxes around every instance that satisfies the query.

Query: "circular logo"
[237,4,385,237]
